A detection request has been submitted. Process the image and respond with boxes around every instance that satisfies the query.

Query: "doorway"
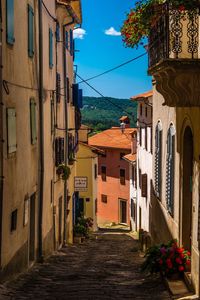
[182,126,193,252]
[29,193,35,263]
[120,200,127,224]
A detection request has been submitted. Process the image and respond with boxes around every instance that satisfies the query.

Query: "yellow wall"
[76,143,98,230]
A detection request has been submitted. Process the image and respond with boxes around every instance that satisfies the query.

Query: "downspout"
[0,0,3,267]
[63,17,74,245]
[38,0,44,261]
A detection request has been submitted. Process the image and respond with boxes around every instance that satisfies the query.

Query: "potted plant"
[142,239,191,278]
[56,163,71,180]
[121,0,200,48]
[73,216,94,243]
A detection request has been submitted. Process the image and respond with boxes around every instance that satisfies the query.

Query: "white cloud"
[73,28,86,39]
[104,27,121,36]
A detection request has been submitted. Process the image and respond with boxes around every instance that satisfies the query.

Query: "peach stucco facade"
[97,148,130,226]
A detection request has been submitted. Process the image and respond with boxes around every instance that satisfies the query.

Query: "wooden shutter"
[59,137,64,164]
[166,127,175,216]
[49,28,53,68]
[142,174,147,198]
[30,98,37,145]
[73,84,79,107]
[66,77,70,103]
[70,29,73,56]
[56,22,60,42]
[56,73,61,103]
[55,137,60,166]
[94,164,97,179]
[7,108,17,153]
[6,0,15,45]
[155,124,162,197]
[28,4,34,57]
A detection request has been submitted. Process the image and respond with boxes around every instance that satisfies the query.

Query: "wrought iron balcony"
[148,4,200,106]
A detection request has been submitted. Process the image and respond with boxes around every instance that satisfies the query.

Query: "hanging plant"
[121,0,199,48]
[57,164,71,181]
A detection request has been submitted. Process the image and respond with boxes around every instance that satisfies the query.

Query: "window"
[101,166,106,181]
[120,152,125,160]
[66,77,70,103]
[120,169,125,185]
[11,209,17,232]
[30,98,37,144]
[132,132,137,154]
[94,164,97,179]
[56,22,60,42]
[70,29,73,56]
[140,103,143,116]
[145,127,147,150]
[139,168,142,189]
[155,121,162,198]
[166,124,175,216]
[95,198,97,214]
[7,108,17,154]
[49,28,53,68]
[28,4,34,57]
[150,126,153,154]
[86,198,90,202]
[145,106,148,118]
[132,164,137,187]
[51,98,54,134]
[6,0,15,45]
[55,137,64,167]
[139,127,142,146]
[56,73,61,103]
[101,194,107,203]
[142,173,147,198]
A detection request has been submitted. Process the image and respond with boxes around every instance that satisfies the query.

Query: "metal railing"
[148,3,199,68]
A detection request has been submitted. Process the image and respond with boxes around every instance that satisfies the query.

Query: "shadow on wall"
[149,180,173,245]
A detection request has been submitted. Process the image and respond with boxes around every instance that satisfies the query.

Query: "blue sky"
[74,0,152,99]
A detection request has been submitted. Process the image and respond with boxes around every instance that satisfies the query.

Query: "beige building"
[0,0,82,280]
[148,5,200,295]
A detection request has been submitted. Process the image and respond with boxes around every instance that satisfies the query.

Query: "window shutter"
[101,166,106,181]
[101,194,107,203]
[73,84,79,107]
[65,30,68,49]
[142,174,147,197]
[30,98,37,145]
[55,138,60,166]
[28,4,34,57]
[56,22,60,42]
[78,89,83,109]
[49,28,53,69]
[166,127,175,216]
[56,73,61,103]
[68,133,73,159]
[6,0,15,45]
[70,29,73,56]
[145,127,147,150]
[59,137,64,164]
[94,164,97,179]
[7,108,17,153]
[155,124,162,197]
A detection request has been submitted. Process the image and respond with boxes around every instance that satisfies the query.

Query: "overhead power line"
[76,73,152,127]
[77,52,147,84]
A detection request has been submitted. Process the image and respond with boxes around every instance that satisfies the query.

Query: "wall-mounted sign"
[74,177,88,191]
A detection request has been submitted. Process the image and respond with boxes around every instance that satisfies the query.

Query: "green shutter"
[49,28,53,68]
[70,29,73,56]
[28,4,34,57]
[30,98,37,144]
[6,0,15,45]
[7,108,17,153]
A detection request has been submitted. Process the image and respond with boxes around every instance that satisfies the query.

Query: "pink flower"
[179,265,184,272]
[175,257,182,265]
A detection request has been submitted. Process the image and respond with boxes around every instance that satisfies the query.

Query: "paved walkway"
[0,232,171,299]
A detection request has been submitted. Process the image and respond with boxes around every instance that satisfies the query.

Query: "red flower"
[179,265,184,272]
[186,260,191,265]
[159,259,163,265]
[178,5,185,12]
[176,257,182,264]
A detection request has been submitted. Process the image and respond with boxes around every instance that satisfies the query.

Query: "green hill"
[81,96,137,132]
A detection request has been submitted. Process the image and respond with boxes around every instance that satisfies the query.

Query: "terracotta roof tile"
[88,127,137,150]
[131,90,153,101]
[123,153,136,163]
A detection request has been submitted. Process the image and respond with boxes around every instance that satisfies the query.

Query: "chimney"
[119,116,130,128]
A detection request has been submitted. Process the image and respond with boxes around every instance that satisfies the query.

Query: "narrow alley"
[0,232,171,300]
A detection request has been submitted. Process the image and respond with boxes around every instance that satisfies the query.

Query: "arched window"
[155,121,162,197]
[166,124,176,216]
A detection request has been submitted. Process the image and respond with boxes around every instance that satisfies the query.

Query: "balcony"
[148,4,200,107]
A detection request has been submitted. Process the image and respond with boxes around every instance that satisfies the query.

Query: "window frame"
[28,4,34,58]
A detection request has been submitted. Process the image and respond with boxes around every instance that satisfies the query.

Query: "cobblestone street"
[0,232,171,300]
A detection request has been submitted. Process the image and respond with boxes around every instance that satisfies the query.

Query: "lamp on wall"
[120,122,125,134]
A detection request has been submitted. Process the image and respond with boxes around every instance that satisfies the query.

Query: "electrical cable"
[77,52,147,84]
[42,1,57,22]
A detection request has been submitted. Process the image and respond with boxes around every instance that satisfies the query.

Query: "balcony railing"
[148,4,199,69]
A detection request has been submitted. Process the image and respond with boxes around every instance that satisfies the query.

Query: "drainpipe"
[63,18,74,245]
[0,0,3,267]
[38,0,44,261]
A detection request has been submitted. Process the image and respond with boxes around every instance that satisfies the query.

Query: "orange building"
[89,118,136,227]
